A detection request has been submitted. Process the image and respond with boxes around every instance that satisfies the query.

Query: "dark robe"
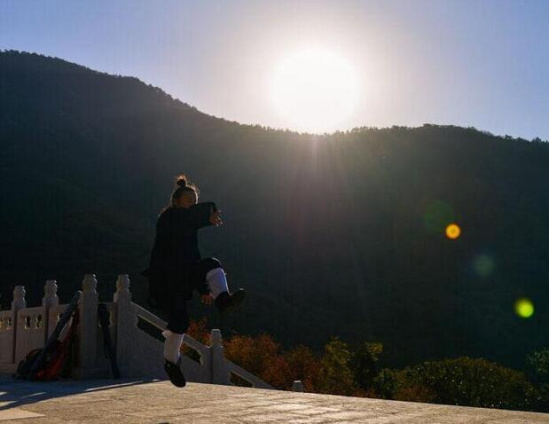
[142,202,218,305]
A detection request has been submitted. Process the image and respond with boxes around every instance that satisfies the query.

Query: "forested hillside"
[1,50,548,368]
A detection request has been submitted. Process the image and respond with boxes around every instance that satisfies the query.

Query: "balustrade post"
[114,274,135,377]
[211,329,230,385]
[12,286,26,316]
[42,280,59,343]
[292,380,305,392]
[10,286,26,363]
[42,280,59,309]
[79,274,98,372]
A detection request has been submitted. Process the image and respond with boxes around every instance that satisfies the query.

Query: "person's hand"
[210,210,223,226]
[201,294,213,305]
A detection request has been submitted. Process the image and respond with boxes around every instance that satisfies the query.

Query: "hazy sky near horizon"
[1,0,548,139]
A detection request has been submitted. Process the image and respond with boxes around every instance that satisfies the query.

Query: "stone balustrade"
[0,274,275,389]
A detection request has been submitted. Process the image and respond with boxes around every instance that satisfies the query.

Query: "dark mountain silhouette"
[1,50,548,369]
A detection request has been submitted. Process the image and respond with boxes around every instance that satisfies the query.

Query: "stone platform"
[1,376,548,423]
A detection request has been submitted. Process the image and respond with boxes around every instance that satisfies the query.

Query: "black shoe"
[215,289,246,312]
[164,357,186,387]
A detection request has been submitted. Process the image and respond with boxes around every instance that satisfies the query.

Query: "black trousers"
[161,257,222,334]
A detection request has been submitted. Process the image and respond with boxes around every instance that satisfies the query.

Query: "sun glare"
[269,48,359,133]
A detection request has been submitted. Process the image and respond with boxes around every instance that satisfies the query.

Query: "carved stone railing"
[129,297,272,388]
[0,274,275,390]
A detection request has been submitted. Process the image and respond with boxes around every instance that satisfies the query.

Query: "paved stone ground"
[1,376,549,423]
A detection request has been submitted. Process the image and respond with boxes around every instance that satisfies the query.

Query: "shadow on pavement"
[0,375,160,411]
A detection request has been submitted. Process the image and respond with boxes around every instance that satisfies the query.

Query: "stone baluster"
[12,286,26,330]
[12,286,26,313]
[10,286,26,362]
[211,329,230,385]
[114,274,135,377]
[114,274,132,303]
[42,280,59,343]
[79,274,99,373]
[42,280,59,309]
[292,380,305,392]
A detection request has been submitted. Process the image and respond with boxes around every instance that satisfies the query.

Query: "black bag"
[98,303,120,379]
[14,348,41,379]
[13,341,60,380]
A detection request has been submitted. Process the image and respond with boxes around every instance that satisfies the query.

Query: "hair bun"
[176,177,187,188]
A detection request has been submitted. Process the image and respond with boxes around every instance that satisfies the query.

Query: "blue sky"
[1,0,548,139]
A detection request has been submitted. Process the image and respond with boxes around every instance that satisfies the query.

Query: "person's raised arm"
[188,202,222,229]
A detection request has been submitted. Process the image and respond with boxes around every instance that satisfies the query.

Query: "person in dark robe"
[141,174,245,387]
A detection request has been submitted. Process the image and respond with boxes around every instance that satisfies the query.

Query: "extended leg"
[162,329,184,363]
[162,297,190,387]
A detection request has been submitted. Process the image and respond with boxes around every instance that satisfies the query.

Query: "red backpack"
[37,306,80,380]
[14,306,80,381]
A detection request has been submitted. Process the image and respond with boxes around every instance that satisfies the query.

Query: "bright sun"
[269,48,359,133]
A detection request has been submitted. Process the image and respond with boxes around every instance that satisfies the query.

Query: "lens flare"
[446,223,461,239]
[473,254,495,277]
[514,298,534,319]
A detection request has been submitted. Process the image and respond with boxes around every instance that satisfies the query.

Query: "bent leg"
[192,258,228,299]
[206,268,229,299]
[192,258,246,312]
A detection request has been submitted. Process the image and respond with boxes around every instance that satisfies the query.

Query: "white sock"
[206,268,229,299]
[162,330,184,363]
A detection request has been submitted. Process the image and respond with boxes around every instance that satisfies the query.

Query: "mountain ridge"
[1,50,548,370]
